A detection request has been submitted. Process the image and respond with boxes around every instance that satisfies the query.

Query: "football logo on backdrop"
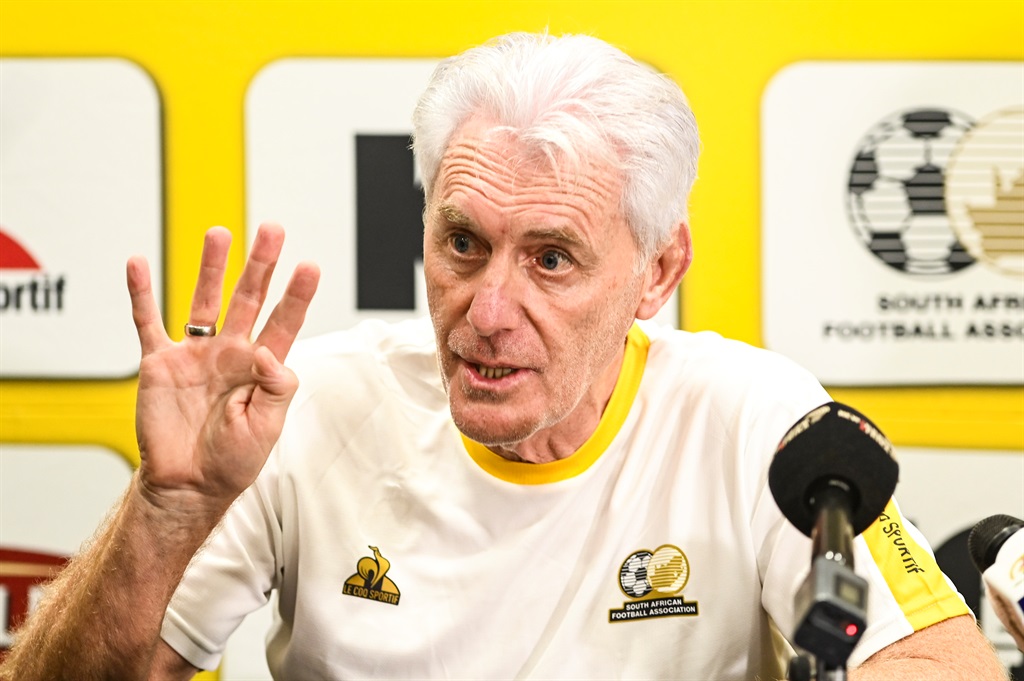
[847,107,1024,278]
[609,545,699,622]
[761,62,1024,385]
[945,108,1024,277]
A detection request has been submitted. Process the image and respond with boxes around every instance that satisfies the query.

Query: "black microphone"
[969,514,1023,573]
[769,402,899,538]
[769,402,899,671]
[968,514,1024,652]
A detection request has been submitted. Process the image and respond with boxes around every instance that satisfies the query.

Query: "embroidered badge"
[609,544,699,622]
[343,545,401,606]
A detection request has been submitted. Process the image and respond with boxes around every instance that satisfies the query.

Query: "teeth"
[477,365,515,379]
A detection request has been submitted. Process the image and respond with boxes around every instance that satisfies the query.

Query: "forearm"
[849,615,1007,681]
[0,475,225,681]
[851,659,1007,681]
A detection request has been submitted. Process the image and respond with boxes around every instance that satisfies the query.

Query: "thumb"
[250,345,300,413]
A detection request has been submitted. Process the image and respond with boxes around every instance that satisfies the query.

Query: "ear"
[635,222,692,321]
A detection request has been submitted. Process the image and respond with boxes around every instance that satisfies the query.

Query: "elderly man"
[0,32,1005,681]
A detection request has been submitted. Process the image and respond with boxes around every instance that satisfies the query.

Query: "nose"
[466,259,523,337]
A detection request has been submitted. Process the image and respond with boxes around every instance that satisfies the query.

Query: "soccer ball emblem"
[847,108,976,275]
[618,546,690,599]
[619,550,653,598]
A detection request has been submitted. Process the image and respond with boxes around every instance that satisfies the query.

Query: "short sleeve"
[757,482,969,667]
[159,451,283,670]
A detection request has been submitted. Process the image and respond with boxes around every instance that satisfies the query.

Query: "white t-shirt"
[161,318,968,679]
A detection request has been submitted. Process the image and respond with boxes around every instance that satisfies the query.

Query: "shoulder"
[288,317,436,366]
[638,320,827,405]
[284,317,444,410]
[634,321,831,466]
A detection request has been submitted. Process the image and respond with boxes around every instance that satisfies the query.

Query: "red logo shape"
[0,547,68,656]
[0,229,41,270]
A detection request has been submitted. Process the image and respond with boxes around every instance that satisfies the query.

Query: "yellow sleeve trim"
[461,324,650,485]
[861,499,970,631]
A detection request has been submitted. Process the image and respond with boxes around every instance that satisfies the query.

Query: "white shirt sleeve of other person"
[160,317,969,680]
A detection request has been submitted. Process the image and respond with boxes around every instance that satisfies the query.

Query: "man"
[0,32,1005,680]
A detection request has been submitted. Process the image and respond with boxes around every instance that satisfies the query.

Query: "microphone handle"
[811,482,857,568]
[791,481,868,668]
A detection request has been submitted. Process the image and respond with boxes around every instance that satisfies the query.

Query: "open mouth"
[476,365,517,379]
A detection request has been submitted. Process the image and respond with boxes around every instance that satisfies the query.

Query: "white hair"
[411,32,700,262]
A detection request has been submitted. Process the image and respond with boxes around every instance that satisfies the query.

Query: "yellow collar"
[461,324,650,485]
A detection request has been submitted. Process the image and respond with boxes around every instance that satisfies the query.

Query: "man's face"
[423,117,649,459]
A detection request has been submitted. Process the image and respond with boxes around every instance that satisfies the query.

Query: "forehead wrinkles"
[435,134,623,223]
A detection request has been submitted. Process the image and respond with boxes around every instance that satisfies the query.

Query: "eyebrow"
[435,202,590,251]
[521,226,590,251]
[437,203,472,226]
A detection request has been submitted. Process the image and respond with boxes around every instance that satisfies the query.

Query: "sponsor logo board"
[762,62,1023,385]
[245,59,679,337]
[0,444,133,654]
[0,58,163,379]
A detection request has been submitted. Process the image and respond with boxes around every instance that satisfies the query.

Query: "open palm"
[128,223,319,512]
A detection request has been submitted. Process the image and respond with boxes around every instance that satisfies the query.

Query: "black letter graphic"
[355,135,424,310]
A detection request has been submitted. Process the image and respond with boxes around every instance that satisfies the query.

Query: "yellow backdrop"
[1,1,1022,675]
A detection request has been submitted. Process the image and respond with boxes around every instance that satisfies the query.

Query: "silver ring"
[184,323,217,337]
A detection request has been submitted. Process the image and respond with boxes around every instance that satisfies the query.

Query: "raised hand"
[127,222,319,513]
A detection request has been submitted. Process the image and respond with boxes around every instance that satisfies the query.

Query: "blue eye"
[452,234,471,253]
[540,251,564,270]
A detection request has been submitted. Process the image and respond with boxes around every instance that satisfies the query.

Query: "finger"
[188,227,232,329]
[127,255,169,355]
[221,222,286,338]
[255,261,320,360]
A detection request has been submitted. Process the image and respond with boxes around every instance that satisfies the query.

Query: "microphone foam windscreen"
[968,514,1024,573]
[768,402,899,537]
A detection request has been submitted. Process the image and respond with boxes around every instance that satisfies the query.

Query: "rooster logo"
[343,545,401,605]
